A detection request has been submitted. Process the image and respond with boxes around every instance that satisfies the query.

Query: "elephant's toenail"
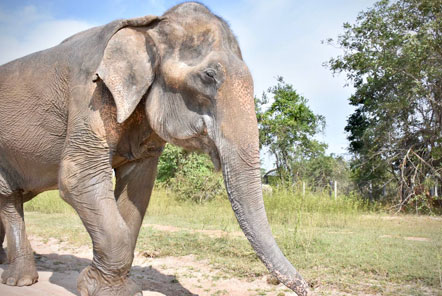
[6,277,16,286]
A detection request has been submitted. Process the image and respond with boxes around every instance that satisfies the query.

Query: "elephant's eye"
[204,68,217,80]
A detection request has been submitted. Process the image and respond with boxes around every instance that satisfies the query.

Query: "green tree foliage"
[326,0,441,210]
[256,77,327,184]
[157,144,224,203]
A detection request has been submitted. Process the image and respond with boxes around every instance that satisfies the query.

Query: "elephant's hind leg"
[0,193,38,286]
[0,220,6,263]
[0,171,10,264]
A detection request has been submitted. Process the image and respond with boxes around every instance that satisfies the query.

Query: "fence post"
[302,181,305,197]
[435,181,438,197]
[334,181,337,199]
[369,182,373,202]
[329,181,333,197]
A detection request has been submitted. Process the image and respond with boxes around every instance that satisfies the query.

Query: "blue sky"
[0,0,378,169]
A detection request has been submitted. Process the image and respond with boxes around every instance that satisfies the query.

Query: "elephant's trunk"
[212,61,308,295]
[217,141,309,296]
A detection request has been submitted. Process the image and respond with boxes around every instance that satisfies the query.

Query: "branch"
[410,149,441,179]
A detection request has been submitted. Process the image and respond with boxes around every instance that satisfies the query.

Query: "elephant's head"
[96,3,308,295]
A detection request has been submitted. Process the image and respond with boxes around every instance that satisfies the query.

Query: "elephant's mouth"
[208,146,221,171]
[199,135,221,171]
[197,136,221,171]
[169,135,221,171]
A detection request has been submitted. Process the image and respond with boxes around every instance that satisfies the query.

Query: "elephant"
[0,2,308,296]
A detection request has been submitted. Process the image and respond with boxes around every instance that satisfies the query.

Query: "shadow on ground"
[1,251,197,296]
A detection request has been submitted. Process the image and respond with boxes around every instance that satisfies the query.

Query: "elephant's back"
[0,19,129,193]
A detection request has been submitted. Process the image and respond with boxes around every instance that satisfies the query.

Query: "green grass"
[24,190,75,214]
[23,188,442,295]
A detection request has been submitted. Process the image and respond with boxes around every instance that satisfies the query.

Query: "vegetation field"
[23,189,442,295]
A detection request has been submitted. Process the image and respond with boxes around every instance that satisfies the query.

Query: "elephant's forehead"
[169,19,238,57]
[176,22,233,61]
[161,2,242,59]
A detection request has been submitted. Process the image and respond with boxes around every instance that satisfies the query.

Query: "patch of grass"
[23,188,442,295]
[25,212,90,246]
[24,190,74,214]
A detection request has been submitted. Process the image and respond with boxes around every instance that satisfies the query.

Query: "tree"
[255,77,326,184]
[326,0,441,210]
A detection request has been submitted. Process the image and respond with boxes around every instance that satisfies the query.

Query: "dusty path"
[0,235,295,296]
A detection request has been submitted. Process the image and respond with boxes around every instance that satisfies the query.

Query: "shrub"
[157,144,225,203]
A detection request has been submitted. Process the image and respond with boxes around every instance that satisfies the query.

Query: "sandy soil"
[0,235,296,296]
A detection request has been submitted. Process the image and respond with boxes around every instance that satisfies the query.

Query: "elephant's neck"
[112,109,165,168]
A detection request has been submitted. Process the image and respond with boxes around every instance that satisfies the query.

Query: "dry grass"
[24,188,442,295]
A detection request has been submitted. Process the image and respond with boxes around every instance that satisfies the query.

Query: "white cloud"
[0,5,94,65]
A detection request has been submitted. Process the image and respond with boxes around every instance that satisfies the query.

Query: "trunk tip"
[289,280,309,296]
[274,271,309,296]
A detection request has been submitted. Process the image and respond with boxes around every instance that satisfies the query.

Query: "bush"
[157,144,225,203]
[156,144,182,183]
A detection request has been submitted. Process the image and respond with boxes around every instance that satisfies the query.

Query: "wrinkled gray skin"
[0,3,308,296]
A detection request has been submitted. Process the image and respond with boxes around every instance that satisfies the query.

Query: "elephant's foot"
[78,265,141,296]
[0,247,7,264]
[1,254,38,286]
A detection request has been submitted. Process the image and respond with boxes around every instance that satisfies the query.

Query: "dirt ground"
[0,235,296,296]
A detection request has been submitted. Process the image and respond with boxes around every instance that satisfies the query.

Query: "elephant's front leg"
[59,153,141,296]
[114,156,160,252]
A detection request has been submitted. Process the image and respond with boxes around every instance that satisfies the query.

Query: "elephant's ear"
[96,21,158,123]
